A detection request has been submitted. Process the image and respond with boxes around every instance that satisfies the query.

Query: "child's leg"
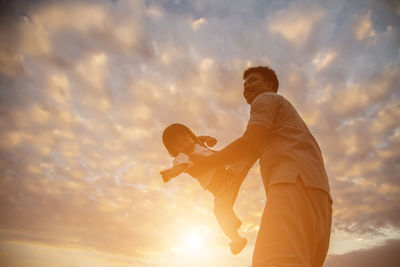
[229,236,247,255]
[212,166,244,241]
[214,199,247,255]
[210,158,257,254]
[213,198,242,240]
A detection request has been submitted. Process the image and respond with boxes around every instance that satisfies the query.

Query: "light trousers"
[252,178,332,267]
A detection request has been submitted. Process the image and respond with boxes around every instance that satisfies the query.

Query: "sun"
[181,227,210,251]
[167,227,219,265]
[184,230,205,249]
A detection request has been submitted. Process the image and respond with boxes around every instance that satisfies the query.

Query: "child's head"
[162,123,198,157]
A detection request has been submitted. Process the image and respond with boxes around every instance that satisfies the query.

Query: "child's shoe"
[229,237,247,255]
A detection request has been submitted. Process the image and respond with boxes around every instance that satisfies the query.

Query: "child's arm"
[160,163,191,183]
[197,135,217,147]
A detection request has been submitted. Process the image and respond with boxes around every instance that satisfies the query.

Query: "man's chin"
[245,96,254,104]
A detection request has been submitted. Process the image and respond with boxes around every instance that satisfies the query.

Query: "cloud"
[0,239,155,267]
[312,50,338,72]
[0,0,399,265]
[146,4,163,18]
[324,239,400,267]
[191,17,207,30]
[353,11,377,41]
[268,4,325,47]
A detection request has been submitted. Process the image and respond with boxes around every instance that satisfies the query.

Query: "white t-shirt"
[248,92,330,196]
[173,144,215,189]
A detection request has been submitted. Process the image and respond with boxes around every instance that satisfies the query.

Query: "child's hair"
[162,123,198,157]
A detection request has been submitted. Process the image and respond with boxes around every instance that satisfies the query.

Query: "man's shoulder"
[251,92,283,110]
[253,92,283,102]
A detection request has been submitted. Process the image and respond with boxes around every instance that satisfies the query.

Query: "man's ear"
[265,81,273,92]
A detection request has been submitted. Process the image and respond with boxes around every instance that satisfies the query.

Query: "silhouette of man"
[193,66,332,266]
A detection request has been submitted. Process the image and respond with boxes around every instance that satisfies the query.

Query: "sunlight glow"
[184,230,205,249]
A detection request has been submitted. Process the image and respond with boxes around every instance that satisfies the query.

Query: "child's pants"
[213,179,243,239]
[211,163,250,239]
[208,156,258,240]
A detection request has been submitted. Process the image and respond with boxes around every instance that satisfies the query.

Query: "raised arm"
[197,135,217,147]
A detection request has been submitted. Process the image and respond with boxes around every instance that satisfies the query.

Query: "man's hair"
[162,123,197,157]
[243,66,279,92]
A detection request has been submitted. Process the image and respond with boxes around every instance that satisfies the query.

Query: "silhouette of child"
[160,123,256,255]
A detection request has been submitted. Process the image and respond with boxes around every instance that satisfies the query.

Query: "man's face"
[243,72,270,104]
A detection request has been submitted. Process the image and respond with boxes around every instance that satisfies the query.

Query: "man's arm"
[214,125,268,163]
[190,125,269,171]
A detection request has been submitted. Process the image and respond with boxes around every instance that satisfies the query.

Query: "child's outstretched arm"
[160,163,190,183]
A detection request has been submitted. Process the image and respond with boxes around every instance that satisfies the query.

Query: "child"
[160,123,257,255]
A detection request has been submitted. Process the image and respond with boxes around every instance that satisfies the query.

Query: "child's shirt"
[173,143,215,189]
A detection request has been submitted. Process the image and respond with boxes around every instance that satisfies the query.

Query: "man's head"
[243,66,279,104]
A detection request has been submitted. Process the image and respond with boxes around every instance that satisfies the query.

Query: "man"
[192,66,332,266]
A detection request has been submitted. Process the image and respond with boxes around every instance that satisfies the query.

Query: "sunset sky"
[0,0,399,266]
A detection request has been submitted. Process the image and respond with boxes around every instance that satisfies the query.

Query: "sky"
[0,0,399,266]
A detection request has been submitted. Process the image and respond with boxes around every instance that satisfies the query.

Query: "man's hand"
[192,125,267,172]
[197,135,217,147]
[185,153,214,177]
